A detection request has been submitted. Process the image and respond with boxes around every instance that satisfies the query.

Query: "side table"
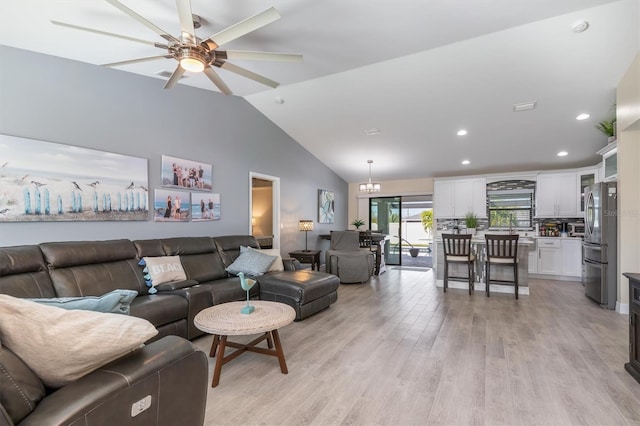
[288,250,321,271]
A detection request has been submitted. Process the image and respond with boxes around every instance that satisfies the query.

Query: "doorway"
[369,195,432,267]
[249,172,280,249]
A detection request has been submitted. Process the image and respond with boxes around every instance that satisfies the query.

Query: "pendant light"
[359,160,381,193]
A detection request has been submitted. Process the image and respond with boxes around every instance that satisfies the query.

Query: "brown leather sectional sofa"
[0,235,339,426]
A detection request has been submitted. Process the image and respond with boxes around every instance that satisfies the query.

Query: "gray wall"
[0,46,346,256]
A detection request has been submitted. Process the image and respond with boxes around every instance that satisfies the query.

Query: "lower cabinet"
[561,239,582,277]
[537,239,562,275]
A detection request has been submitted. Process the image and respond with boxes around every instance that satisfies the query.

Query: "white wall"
[617,53,640,312]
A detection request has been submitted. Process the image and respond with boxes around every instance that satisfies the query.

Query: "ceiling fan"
[51,0,303,95]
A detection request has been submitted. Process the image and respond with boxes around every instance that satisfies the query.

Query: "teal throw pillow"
[26,289,138,315]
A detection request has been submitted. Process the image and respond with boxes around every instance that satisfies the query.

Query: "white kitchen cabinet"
[598,141,617,182]
[434,180,455,218]
[537,238,562,275]
[528,247,538,273]
[536,172,577,217]
[577,167,599,215]
[562,239,582,277]
[434,178,487,218]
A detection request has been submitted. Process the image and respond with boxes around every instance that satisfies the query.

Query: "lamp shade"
[299,220,314,231]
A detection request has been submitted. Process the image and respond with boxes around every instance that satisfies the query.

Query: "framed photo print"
[161,155,212,191]
[318,189,335,224]
[153,189,190,222]
[191,193,220,221]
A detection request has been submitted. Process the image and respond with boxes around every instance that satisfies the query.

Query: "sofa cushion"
[0,245,57,298]
[130,294,188,328]
[26,289,138,315]
[160,237,228,282]
[40,240,148,297]
[0,339,45,424]
[200,278,259,305]
[213,235,260,268]
[225,247,277,277]
[0,295,158,388]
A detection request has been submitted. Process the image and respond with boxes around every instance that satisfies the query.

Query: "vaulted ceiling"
[1,0,638,182]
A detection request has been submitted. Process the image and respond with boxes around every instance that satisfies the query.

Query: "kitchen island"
[434,236,534,295]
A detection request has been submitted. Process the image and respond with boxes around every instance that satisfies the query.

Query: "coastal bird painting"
[71,181,82,191]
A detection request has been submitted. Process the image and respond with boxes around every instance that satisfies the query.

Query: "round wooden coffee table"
[194,300,296,387]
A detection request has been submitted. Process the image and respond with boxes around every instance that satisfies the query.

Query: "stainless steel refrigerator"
[583,182,617,309]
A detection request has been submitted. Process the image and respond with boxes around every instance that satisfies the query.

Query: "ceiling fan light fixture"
[178,47,208,73]
[180,57,205,72]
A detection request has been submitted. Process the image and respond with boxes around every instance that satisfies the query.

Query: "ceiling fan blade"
[219,62,279,88]
[103,55,173,67]
[51,21,168,49]
[203,7,280,50]
[175,0,196,42]
[203,67,232,95]
[163,65,186,89]
[225,51,303,63]
[104,0,180,43]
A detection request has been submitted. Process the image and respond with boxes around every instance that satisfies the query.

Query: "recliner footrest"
[257,270,339,320]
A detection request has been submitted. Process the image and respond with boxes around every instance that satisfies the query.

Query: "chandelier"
[359,160,381,193]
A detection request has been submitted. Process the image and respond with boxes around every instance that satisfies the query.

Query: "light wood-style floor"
[195,267,640,425]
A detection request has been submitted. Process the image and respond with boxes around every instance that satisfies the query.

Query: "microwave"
[569,223,584,237]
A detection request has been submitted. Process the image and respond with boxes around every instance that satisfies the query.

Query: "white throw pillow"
[0,294,158,388]
[258,248,284,272]
[142,256,187,286]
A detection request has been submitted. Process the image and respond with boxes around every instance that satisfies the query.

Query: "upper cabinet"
[536,172,577,217]
[577,167,599,215]
[598,141,618,182]
[434,178,487,218]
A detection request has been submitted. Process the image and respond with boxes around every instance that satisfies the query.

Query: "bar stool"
[485,234,519,299]
[442,234,475,294]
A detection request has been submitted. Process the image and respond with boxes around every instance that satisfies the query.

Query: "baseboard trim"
[436,280,529,296]
[617,301,629,315]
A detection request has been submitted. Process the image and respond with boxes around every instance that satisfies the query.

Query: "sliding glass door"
[370,197,401,265]
[369,195,433,268]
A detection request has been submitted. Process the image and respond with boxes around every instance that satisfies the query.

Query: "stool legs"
[443,259,448,293]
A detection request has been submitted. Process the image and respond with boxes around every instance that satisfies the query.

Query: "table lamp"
[299,219,314,252]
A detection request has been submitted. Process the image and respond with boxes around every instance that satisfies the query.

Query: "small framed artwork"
[161,155,212,191]
[191,193,220,221]
[318,189,335,224]
[153,189,191,222]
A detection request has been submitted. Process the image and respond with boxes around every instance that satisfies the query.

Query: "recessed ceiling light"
[513,101,536,112]
[364,128,381,135]
[557,151,568,157]
[461,160,470,165]
[457,129,468,136]
[571,21,589,33]
[576,113,590,120]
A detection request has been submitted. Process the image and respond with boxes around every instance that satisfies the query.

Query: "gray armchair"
[326,231,375,283]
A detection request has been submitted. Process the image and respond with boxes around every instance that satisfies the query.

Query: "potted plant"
[351,218,365,230]
[395,236,420,257]
[596,117,617,143]
[464,212,478,235]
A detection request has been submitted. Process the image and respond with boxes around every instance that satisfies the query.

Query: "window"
[488,190,534,229]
